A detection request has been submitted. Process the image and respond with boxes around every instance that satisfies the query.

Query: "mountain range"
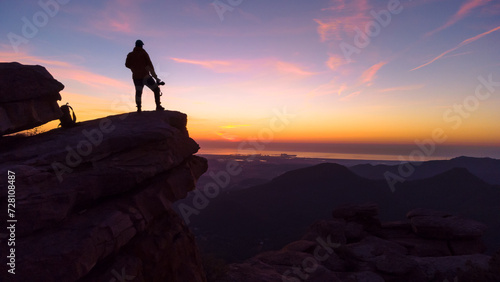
[184,157,500,263]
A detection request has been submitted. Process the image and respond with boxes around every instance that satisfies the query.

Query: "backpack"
[59,103,77,128]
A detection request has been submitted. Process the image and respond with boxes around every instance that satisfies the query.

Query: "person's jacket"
[125,47,157,80]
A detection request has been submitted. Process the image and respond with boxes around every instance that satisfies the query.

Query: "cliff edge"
[0,110,208,282]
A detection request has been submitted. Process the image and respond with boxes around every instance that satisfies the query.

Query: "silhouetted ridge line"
[451,155,495,161]
[269,162,361,185]
[422,167,487,184]
[349,156,500,185]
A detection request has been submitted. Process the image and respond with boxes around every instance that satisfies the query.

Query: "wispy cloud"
[215,131,241,141]
[213,124,252,141]
[306,60,387,101]
[182,1,211,17]
[361,61,387,86]
[171,57,317,77]
[61,69,130,90]
[307,79,358,101]
[219,124,250,129]
[378,84,425,93]
[326,54,347,71]
[76,0,145,37]
[307,61,387,100]
[0,50,130,91]
[481,2,500,16]
[274,61,316,76]
[307,77,349,98]
[339,90,361,101]
[171,57,239,72]
[412,25,500,71]
[442,51,474,59]
[315,0,371,42]
[425,0,492,37]
[315,19,342,42]
[0,52,72,68]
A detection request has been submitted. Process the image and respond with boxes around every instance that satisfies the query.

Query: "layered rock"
[0,111,208,282]
[407,208,487,240]
[221,204,494,282]
[0,62,64,135]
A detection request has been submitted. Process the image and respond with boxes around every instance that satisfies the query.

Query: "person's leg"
[153,88,163,111]
[145,76,164,111]
[133,79,144,112]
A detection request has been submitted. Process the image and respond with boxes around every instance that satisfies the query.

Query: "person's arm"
[125,53,131,69]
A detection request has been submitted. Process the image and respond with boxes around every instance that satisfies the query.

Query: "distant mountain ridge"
[187,159,500,263]
[349,156,500,185]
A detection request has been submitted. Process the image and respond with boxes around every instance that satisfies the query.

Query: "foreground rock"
[0,62,64,135]
[221,204,497,282]
[408,208,487,240]
[0,111,208,282]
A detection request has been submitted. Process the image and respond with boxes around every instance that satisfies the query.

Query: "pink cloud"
[170,57,237,72]
[107,14,133,33]
[315,0,371,42]
[326,54,347,71]
[61,69,130,90]
[425,0,492,37]
[0,52,72,68]
[307,79,349,98]
[273,61,316,76]
[378,84,425,93]
[339,91,361,101]
[307,61,387,99]
[75,0,146,36]
[182,2,209,17]
[337,83,348,96]
[412,25,500,71]
[171,57,317,77]
[0,50,130,91]
[361,61,387,86]
[315,19,342,42]
[236,8,262,24]
[481,2,500,16]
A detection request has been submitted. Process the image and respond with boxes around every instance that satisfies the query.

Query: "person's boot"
[137,105,142,113]
[154,91,164,111]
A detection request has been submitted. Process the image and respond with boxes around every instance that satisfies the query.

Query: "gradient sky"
[1,0,500,158]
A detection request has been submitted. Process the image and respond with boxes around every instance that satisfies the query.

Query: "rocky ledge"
[221,203,500,282]
[0,111,208,282]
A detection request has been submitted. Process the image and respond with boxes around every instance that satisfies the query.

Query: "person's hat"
[135,40,144,47]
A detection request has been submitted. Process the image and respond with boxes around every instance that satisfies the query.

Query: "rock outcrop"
[0,110,208,282]
[0,62,64,135]
[221,203,496,282]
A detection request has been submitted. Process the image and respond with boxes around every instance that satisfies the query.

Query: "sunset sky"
[1,0,500,159]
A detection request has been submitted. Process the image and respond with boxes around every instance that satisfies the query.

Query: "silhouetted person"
[125,40,164,112]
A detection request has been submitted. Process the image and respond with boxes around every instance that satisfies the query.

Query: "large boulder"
[408,209,487,240]
[0,62,64,135]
